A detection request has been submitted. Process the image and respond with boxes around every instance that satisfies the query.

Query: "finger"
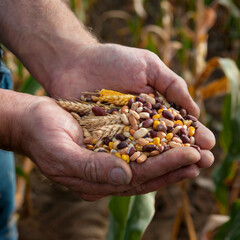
[130,147,200,186]
[51,176,132,196]
[61,143,132,185]
[194,122,216,150]
[149,58,199,117]
[197,150,214,168]
[116,164,199,196]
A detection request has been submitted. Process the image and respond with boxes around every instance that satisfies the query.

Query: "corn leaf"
[213,59,240,211]
[214,200,240,240]
[106,193,156,240]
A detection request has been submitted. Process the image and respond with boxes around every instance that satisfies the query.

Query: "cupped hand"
[20,96,215,201]
[49,43,199,117]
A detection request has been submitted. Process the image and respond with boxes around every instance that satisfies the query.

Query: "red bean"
[162,110,174,120]
[150,130,158,138]
[180,109,187,118]
[186,114,197,122]
[92,106,106,116]
[136,96,146,103]
[143,144,157,152]
[127,98,135,108]
[153,103,162,110]
[179,128,187,136]
[191,122,198,129]
[129,147,136,156]
[142,118,154,128]
[180,134,190,143]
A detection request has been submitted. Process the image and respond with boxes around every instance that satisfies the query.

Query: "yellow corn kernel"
[174,120,183,126]
[86,144,94,150]
[98,89,136,106]
[122,154,130,163]
[152,114,161,120]
[153,137,160,145]
[115,152,122,158]
[184,143,191,147]
[135,144,143,151]
[148,142,154,145]
[184,120,192,127]
[92,138,97,145]
[158,109,163,114]
[124,126,130,132]
[153,120,160,130]
[189,126,195,137]
[166,133,173,141]
[109,142,114,150]
[129,136,134,141]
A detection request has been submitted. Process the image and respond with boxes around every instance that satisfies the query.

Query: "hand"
[49,43,199,117]
[19,95,214,201]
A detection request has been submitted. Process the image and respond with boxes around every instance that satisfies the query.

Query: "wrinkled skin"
[20,44,215,201]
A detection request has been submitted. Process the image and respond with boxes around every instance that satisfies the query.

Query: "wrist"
[0,90,49,153]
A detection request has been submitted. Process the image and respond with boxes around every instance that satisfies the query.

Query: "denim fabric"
[0,151,17,240]
[0,48,17,240]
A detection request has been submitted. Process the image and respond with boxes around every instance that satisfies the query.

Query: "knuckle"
[82,160,98,182]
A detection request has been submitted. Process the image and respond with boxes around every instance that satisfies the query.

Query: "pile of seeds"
[57,89,200,164]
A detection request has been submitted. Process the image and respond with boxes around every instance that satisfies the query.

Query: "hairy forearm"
[0,0,97,91]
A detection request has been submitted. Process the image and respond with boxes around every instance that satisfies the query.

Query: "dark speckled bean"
[143,144,157,152]
[116,134,127,141]
[117,141,128,149]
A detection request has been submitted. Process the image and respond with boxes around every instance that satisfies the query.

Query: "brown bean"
[180,134,190,143]
[136,96,146,103]
[116,134,127,141]
[162,110,174,120]
[152,103,162,110]
[102,137,111,145]
[128,147,136,156]
[186,114,197,122]
[179,128,187,136]
[142,118,154,128]
[143,144,157,152]
[156,124,167,132]
[117,141,128,149]
[180,109,187,118]
[150,130,158,138]
[127,98,135,108]
[92,106,106,116]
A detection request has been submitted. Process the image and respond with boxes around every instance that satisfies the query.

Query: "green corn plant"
[106,193,156,240]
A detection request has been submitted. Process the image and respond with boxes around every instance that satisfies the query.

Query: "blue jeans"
[0,151,17,240]
[0,52,17,240]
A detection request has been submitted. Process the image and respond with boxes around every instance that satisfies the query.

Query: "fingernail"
[110,168,126,185]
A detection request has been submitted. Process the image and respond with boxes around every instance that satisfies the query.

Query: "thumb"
[68,145,133,185]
